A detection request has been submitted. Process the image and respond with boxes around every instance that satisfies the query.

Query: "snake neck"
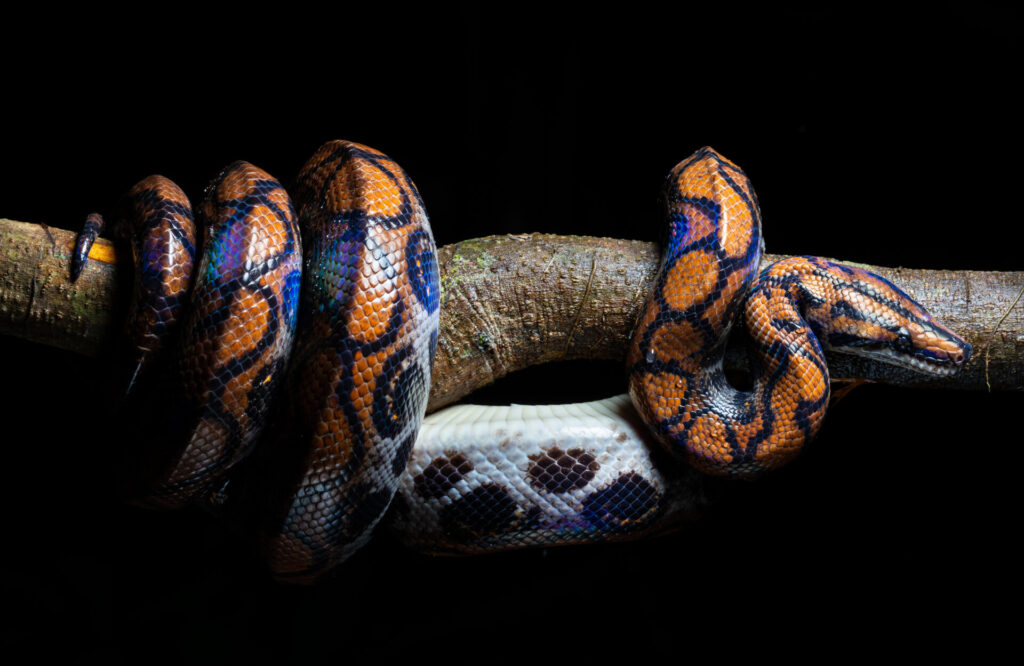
[688,276,832,479]
[628,264,832,479]
[727,268,832,475]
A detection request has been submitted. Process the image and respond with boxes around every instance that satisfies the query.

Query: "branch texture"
[1,218,1021,411]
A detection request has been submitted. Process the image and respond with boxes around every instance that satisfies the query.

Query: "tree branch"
[1,217,1021,411]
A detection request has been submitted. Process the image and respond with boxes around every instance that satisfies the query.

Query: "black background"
[1,4,1020,661]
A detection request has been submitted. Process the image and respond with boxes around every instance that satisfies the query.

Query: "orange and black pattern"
[81,142,969,580]
[71,177,197,389]
[129,162,302,508]
[628,148,970,477]
[117,176,197,386]
[235,140,440,582]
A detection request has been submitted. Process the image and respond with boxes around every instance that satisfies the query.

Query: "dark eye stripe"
[815,269,921,324]
[829,300,864,321]
[827,332,878,348]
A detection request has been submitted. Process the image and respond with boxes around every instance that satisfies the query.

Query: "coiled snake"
[73,142,971,583]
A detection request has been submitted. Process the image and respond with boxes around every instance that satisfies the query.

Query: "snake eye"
[892,327,914,353]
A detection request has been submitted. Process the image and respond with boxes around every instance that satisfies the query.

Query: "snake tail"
[70,212,105,282]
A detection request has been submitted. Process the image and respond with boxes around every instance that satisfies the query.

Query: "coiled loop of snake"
[76,143,970,582]
[627,148,970,477]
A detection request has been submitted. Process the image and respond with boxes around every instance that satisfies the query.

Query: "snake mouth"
[836,343,970,377]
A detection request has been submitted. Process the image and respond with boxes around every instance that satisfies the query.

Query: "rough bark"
[1,218,1021,412]
[1,218,123,357]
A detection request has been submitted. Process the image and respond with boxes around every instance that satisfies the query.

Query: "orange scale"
[326,165,358,196]
[265,185,292,210]
[689,412,728,448]
[317,429,354,468]
[675,202,718,245]
[317,402,336,423]
[635,371,687,422]
[330,197,357,216]
[211,291,268,364]
[765,292,802,324]
[168,262,189,280]
[650,319,703,365]
[346,316,367,338]
[349,298,395,344]
[222,374,254,418]
[348,305,369,327]
[720,266,753,305]
[719,211,755,260]
[797,359,829,400]
[768,383,800,421]
[846,318,889,341]
[663,248,718,312]
[666,416,689,441]
[353,402,374,428]
[309,434,331,458]
[704,269,747,331]
[731,411,765,449]
[356,168,405,219]
[350,358,379,388]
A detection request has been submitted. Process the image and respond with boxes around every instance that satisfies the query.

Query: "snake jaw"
[834,344,966,377]
[826,321,971,377]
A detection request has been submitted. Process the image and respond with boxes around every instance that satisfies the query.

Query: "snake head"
[770,257,972,377]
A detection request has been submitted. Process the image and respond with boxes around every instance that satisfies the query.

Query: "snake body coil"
[116,176,198,386]
[239,141,441,582]
[74,142,970,582]
[390,394,704,555]
[628,148,968,477]
[119,163,303,509]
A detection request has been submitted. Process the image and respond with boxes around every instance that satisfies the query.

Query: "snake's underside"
[76,141,970,583]
[391,394,705,555]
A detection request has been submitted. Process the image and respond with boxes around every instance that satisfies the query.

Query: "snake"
[72,142,971,582]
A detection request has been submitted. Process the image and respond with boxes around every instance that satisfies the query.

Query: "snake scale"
[72,141,970,583]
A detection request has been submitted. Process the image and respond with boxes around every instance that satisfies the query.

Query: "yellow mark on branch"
[88,241,118,265]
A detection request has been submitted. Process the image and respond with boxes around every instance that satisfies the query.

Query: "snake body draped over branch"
[56,142,972,582]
